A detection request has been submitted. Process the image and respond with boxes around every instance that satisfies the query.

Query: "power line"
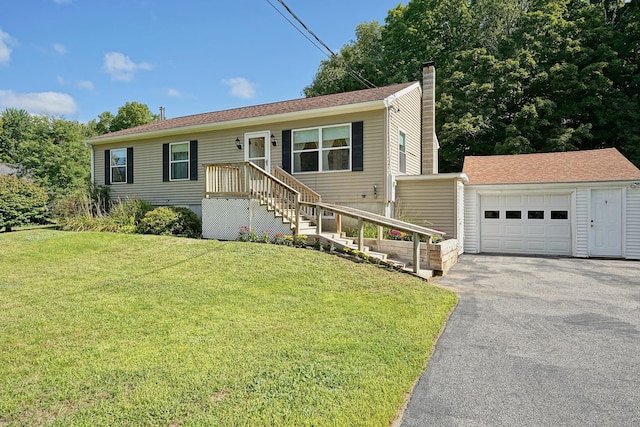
[264,0,328,57]
[265,0,377,90]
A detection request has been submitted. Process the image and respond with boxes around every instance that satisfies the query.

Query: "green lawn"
[0,230,457,426]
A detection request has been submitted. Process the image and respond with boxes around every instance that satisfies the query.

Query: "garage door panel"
[503,240,524,251]
[527,241,546,251]
[482,239,502,251]
[505,224,523,235]
[526,225,545,235]
[549,224,570,236]
[527,195,545,205]
[549,241,570,253]
[480,193,572,256]
[505,195,523,206]
[483,223,501,234]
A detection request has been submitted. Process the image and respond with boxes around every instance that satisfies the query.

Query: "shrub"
[110,198,154,227]
[0,175,49,232]
[137,207,201,238]
[55,185,111,219]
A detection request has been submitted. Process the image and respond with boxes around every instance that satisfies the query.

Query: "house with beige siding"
[87,63,465,251]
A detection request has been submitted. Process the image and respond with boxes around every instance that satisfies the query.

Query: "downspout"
[383,95,397,218]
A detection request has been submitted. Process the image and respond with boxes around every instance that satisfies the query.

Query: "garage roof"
[463,148,640,185]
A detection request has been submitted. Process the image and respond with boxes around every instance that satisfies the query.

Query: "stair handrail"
[272,165,321,203]
[204,162,303,234]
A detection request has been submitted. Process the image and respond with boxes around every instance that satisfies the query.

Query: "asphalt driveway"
[401,255,640,426]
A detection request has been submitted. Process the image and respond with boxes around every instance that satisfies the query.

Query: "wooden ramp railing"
[301,201,446,274]
[204,162,446,273]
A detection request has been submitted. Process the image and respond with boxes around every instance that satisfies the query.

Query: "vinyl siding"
[456,180,464,253]
[626,188,640,259]
[93,110,389,209]
[395,178,458,237]
[574,188,589,258]
[463,188,478,253]
[387,85,422,176]
[283,110,387,211]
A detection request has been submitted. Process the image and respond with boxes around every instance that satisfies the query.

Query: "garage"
[480,193,571,255]
[462,148,640,259]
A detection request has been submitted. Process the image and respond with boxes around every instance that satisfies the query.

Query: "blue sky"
[0,0,400,123]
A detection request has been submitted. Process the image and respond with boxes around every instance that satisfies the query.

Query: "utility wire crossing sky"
[0,0,397,123]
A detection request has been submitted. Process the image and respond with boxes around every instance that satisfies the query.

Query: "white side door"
[590,189,622,257]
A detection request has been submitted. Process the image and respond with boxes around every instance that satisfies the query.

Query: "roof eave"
[466,179,640,187]
[86,99,387,146]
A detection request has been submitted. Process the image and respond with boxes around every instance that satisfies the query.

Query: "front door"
[590,189,622,257]
[245,131,270,171]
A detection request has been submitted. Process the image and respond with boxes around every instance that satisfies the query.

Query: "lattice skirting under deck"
[202,197,293,241]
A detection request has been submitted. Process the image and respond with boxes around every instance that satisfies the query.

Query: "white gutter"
[395,172,469,183]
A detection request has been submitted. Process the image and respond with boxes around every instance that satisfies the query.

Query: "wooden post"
[316,206,322,235]
[377,225,383,242]
[294,196,300,239]
[336,214,342,236]
[413,232,420,273]
[358,218,364,251]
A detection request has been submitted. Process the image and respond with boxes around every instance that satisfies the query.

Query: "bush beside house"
[0,175,48,232]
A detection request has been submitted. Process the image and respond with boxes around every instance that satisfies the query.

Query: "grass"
[0,230,457,426]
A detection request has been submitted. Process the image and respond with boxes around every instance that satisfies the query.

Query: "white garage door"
[480,194,572,255]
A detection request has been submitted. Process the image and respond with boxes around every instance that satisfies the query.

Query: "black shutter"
[282,130,292,173]
[126,147,134,184]
[189,140,198,181]
[162,143,169,182]
[352,121,364,171]
[104,149,111,185]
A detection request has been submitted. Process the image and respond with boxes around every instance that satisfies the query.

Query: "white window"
[293,124,350,173]
[170,142,189,180]
[110,148,127,183]
[398,130,407,174]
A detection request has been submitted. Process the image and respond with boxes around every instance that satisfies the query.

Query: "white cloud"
[0,28,14,65]
[0,90,77,115]
[167,88,181,97]
[102,52,152,82]
[77,80,94,90]
[223,77,257,99]
[53,43,67,55]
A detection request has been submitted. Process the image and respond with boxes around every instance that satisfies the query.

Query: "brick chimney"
[422,61,438,174]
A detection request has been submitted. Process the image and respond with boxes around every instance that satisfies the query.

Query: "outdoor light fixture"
[271,134,277,146]
[235,138,242,150]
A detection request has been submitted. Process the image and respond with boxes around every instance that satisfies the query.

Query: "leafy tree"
[305,0,640,170]
[304,22,387,97]
[89,111,115,136]
[0,108,33,163]
[109,102,158,133]
[0,175,48,232]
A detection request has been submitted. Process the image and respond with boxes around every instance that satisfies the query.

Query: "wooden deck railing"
[204,162,302,230]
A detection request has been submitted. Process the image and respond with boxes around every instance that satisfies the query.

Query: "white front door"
[590,189,622,257]
[245,131,270,171]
